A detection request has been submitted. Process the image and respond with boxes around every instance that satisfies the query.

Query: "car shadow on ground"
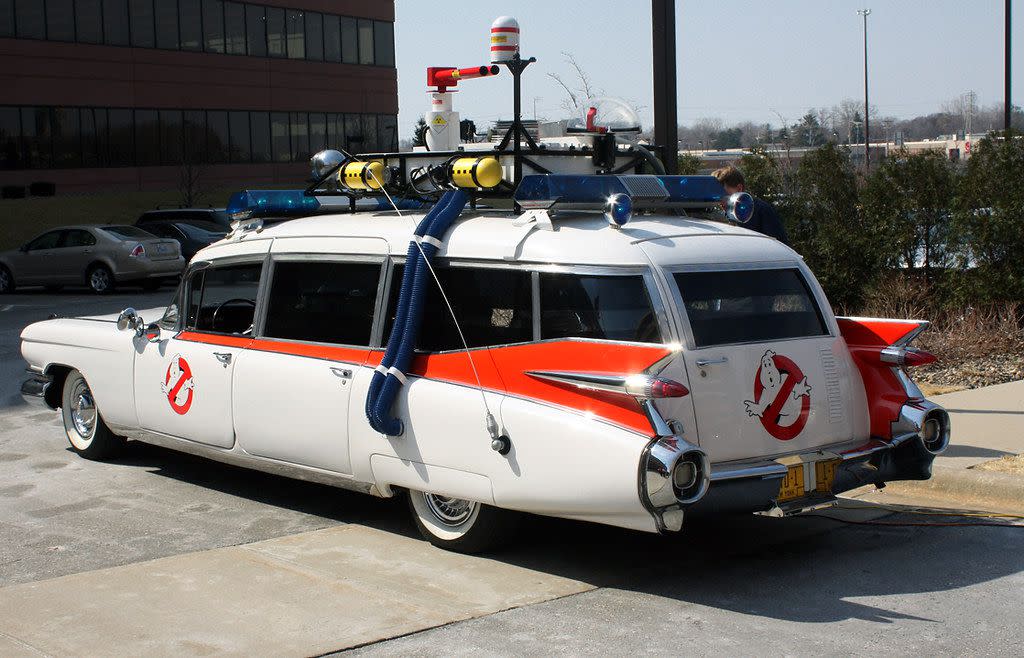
[120,440,1024,626]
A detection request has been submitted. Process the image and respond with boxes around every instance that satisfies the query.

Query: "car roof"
[196,210,799,268]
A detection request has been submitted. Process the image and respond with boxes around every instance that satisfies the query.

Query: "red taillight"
[129,243,145,258]
[902,349,937,367]
[649,378,690,398]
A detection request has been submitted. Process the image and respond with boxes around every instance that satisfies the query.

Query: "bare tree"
[547,51,601,115]
[178,120,207,207]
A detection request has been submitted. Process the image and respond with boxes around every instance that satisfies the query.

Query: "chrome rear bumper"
[21,370,54,409]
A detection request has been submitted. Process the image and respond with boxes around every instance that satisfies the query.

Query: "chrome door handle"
[696,357,728,367]
[330,367,353,379]
[213,352,232,365]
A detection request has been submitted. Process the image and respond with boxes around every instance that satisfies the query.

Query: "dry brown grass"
[972,454,1024,475]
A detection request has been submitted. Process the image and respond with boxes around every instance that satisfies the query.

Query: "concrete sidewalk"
[864,379,1024,512]
[0,525,592,657]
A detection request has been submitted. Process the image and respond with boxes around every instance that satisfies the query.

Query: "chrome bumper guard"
[640,435,711,532]
[21,369,54,409]
[687,399,951,517]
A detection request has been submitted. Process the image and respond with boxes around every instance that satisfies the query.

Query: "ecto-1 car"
[19,171,951,552]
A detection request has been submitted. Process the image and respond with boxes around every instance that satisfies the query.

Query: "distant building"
[0,1,397,194]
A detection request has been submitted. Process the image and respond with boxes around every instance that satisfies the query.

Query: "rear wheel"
[407,490,518,553]
[86,265,114,294]
[61,369,125,460]
[0,266,14,293]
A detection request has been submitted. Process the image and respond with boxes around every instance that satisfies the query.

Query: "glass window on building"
[379,115,398,152]
[344,114,362,152]
[250,111,270,163]
[14,0,44,38]
[0,0,14,38]
[357,19,373,65]
[182,110,206,162]
[324,113,340,150]
[202,0,224,53]
[0,107,20,168]
[224,1,245,55]
[270,112,289,162]
[134,109,159,166]
[21,107,52,168]
[46,0,75,41]
[129,0,155,47]
[107,108,133,166]
[361,114,378,152]
[285,9,304,59]
[154,0,179,50]
[76,0,104,43]
[207,110,229,163]
[289,112,308,162]
[244,3,265,57]
[159,109,183,165]
[178,0,202,51]
[265,6,284,57]
[374,21,394,67]
[308,113,326,153]
[228,111,250,162]
[304,11,323,61]
[52,108,81,168]
[340,17,357,64]
[323,14,340,63]
[102,0,130,45]
[81,107,109,167]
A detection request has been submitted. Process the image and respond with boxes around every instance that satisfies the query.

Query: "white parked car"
[19,175,950,552]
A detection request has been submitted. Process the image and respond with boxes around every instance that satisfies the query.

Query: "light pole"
[1006,0,1012,132]
[857,8,871,169]
[532,96,542,122]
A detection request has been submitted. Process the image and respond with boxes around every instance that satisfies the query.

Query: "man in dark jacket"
[712,165,789,245]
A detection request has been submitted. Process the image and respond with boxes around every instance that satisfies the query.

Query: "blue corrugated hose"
[366,189,468,436]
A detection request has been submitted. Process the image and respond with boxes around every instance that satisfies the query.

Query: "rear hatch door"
[668,264,854,463]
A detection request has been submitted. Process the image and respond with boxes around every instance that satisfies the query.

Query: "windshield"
[176,222,227,240]
[100,225,156,240]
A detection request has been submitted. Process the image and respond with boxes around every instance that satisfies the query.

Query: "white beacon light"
[490,16,519,63]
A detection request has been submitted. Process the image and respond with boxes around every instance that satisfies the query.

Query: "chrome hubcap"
[90,269,109,291]
[70,382,96,437]
[422,493,476,527]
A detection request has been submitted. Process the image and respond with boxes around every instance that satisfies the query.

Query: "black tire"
[61,369,126,461]
[86,264,115,294]
[407,489,519,553]
[0,265,14,294]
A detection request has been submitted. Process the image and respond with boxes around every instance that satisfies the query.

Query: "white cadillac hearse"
[17,27,951,550]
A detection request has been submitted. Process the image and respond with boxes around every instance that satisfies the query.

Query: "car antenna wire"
[365,165,505,452]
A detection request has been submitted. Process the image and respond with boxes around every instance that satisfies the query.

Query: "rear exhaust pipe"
[640,436,710,532]
[919,408,951,455]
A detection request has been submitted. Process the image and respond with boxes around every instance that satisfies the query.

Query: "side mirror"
[116,308,143,333]
[143,322,161,343]
[726,192,755,224]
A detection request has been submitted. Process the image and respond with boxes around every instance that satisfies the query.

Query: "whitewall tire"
[407,490,518,553]
[61,369,125,460]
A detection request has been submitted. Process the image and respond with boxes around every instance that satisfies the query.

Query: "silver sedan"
[0,225,185,294]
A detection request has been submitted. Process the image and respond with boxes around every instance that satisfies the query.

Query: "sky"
[393,0,1021,139]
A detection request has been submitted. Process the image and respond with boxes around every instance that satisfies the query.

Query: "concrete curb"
[882,464,1024,514]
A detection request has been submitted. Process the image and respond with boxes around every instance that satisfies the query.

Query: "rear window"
[539,272,662,343]
[100,225,155,239]
[674,269,827,347]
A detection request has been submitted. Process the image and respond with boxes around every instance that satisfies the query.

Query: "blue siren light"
[604,193,633,227]
[726,192,755,224]
[226,189,321,220]
[514,175,726,212]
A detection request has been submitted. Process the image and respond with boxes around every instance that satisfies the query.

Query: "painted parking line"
[0,525,593,656]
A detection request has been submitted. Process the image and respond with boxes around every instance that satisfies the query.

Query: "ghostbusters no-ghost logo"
[161,354,195,415]
[743,349,812,440]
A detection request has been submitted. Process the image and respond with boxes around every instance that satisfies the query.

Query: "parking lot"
[1,290,1022,656]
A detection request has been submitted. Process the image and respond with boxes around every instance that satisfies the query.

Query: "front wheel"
[407,490,518,553]
[61,369,126,460]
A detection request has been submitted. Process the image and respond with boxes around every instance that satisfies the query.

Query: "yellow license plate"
[777,464,805,502]
[815,459,840,494]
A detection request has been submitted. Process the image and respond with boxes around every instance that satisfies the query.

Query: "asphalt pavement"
[0,291,1022,656]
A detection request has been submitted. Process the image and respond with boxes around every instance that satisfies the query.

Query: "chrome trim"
[695,356,728,367]
[710,462,789,482]
[112,426,379,496]
[893,366,926,400]
[525,370,631,395]
[891,399,951,455]
[639,434,711,532]
[20,372,53,408]
[213,352,233,365]
[330,367,353,378]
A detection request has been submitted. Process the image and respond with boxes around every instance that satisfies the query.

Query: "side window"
[26,231,64,251]
[263,261,381,346]
[539,272,662,343]
[63,229,97,248]
[186,263,261,335]
[385,265,533,351]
